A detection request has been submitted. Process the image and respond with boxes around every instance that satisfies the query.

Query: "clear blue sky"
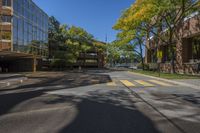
[33,0,134,42]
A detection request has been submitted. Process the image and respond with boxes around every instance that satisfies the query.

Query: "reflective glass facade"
[2,0,11,6]
[12,0,48,56]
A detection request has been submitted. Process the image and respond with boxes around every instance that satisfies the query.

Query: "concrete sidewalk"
[0,74,28,88]
[174,79,200,87]
[128,71,200,90]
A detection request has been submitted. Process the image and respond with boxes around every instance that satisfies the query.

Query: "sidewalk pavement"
[174,79,200,87]
[0,74,28,88]
[128,71,200,90]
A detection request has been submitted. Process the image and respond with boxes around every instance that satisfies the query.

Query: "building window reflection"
[2,0,11,7]
[2,15,12,22]
[12,0,48,57]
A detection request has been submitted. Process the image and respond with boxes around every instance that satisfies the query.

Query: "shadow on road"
[173,93,200,106]
[44,90,160,133]
[0,72,112,116]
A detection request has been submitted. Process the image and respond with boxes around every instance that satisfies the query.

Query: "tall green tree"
[48,17,101,68]
[107,40,136,67]
[114,0,200,73]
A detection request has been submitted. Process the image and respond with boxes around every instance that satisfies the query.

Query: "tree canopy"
[113,0,200,72]
[48,16,106,68]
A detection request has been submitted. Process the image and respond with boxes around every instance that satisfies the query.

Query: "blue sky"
[33,0,134,42]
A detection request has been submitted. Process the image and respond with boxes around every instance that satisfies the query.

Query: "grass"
[130,69,200,79]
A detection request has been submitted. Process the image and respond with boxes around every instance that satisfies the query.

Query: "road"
[0,70,199,133]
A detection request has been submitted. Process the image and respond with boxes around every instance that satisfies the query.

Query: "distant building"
[74,40,106,68]
[0,0,48,72]
[145,12,200,75]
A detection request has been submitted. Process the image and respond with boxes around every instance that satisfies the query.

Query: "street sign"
[157,50,163,59]
[157,50,163,63]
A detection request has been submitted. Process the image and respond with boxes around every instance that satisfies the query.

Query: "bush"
[50,59,67,69]
[149,63,158,71]
[137,63,149,70]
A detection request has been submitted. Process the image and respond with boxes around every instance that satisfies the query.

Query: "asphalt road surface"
[0,70,199,133]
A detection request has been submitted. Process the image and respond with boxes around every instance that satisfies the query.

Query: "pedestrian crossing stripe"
[120,80,135,87]
[107,81,117,86]
[148,80,172,86]
[134,80,155,87]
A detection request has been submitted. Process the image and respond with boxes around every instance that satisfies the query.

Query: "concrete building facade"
[145,12,200,75]
[0,0,48,72]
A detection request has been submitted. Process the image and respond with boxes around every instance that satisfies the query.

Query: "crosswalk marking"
[107,81,117,86]
[120,80,135,87]
[134,80,155,87]
[106,79,173,87]
[148,80,172,86]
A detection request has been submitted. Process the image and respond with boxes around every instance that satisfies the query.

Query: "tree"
[115,29,146,70]
[107,40,136,67]
[48,16,61,58]
[48,16,106,69]
[113,0,200,73]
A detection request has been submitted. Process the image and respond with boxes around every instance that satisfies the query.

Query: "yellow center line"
[148,80,172,86]
[120,80,135,87]
[134,80,155,87]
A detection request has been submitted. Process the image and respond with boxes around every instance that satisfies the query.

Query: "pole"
[33,55,37,73]
[158,63,160,77]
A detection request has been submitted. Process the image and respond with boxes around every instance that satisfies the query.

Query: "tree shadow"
[0,72,112,92]
[0,90,43,115]
[173,93,200,106]
[43,90,160,133]
[0,72,112,116]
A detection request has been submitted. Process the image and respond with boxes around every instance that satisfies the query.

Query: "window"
[2,15,12,22]
[192,37,200,60]
[162,45,176,62]
[2,0,11,6]
[2,32,11,40]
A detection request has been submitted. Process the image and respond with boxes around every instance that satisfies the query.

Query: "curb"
[128,71,200,90]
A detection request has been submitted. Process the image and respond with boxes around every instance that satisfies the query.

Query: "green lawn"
[130,70,200,79]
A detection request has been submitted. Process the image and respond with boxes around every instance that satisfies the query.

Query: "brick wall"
[145,13,200,74]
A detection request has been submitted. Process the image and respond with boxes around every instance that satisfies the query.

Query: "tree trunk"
[139,42,144,70]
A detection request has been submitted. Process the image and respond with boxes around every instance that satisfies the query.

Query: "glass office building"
[0,0,48,57]
[0,0,49,72]
[12,0,48,56]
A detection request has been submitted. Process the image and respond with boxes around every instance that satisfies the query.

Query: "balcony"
[1,39,11,43]
[2,6,12,10]
[79,53,98,59]
[0,22,11,25]
[0,41,11,51]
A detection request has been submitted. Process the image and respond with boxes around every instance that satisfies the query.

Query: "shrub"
[50,59,67,69]
[137,63,149,70]
[149,63,158,71]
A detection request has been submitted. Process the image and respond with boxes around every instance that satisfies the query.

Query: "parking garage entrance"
[0,51,42,72]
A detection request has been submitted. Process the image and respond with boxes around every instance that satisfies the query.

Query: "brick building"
[145,12,200,75]
[0,0,48,72]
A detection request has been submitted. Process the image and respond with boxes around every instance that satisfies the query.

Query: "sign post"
[157,50,163,77]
